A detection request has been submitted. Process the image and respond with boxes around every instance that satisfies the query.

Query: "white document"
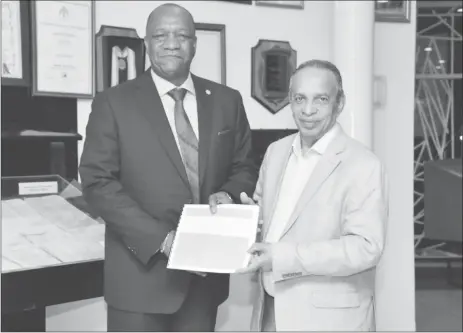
[167,204,259,274]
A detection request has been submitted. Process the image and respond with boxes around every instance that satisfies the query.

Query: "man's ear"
[336,93,345,115]
[192,38,197,57]
[143,37,149,51]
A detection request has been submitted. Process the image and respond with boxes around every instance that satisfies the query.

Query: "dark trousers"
[262,292,276,332]
[107,275,219,332]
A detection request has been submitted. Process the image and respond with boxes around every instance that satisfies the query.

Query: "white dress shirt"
[150,70,199,151]
[151,70,200,254]
[263,123,341,296]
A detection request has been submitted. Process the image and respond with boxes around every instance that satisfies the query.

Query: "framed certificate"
[1,1,31,87]
[30,0,95,98]
[190,23,226,85]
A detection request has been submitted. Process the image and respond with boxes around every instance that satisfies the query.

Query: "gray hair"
[289,59,345,104]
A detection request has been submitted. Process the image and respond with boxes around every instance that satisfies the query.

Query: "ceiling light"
[439,60,445,64]
[377,0,389,2]
[424,47,432,52]
[457,7,462,13]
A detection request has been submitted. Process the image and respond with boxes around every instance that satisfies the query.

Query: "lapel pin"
[206,89,211,95]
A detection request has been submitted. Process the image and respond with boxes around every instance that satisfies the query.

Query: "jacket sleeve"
[79,93,172,266]
[219,91,258,201]
[271,160,389,281]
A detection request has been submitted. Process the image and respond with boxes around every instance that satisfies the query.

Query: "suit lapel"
[262,137,294,240]
[278,131,349,239]
[192,75,214,187]
[135,70,190,188]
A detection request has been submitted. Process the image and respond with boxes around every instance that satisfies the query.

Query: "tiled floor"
[415,266,462,331]
[416,289,462,331]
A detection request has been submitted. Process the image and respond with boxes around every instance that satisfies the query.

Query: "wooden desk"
[1,260,104,332]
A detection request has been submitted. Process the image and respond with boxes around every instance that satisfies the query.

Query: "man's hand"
[209,191,233,214]
[235,242,273,274]
[240,192,256,205]
[162,230,175,257]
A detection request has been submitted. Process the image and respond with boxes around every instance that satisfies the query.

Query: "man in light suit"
[238,59,389,331]
[79,3,257,332]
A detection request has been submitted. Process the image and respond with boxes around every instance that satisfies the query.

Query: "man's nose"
[302,102,318,116]
[163,35,181,49]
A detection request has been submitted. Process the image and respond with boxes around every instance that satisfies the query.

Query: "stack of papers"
[167,204,259,274]
[1,195,104,273]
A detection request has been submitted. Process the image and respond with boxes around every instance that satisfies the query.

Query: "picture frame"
[375,0,411,23]
[96,25,146,93]
[219,0,252,4]
[1,1,31,87]
[251,39,297,114]
[190,23,226,85]
[30,0,95,98]
[255,0,304,10]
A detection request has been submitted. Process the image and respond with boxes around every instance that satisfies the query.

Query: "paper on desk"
[2,240,61,271]
[2,256,23,272]
[167,204,259,274]
[24,195,98,230]
[24,225,104,263]
[2,199,56,234]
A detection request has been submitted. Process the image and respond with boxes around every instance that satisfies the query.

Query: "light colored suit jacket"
[250,127,389,331]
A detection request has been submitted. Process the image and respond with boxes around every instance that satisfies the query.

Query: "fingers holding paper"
[240,192,256,205]
[236,242,273,274]
[208,191,234,214]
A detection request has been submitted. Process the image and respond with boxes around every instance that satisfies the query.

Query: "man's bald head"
[146,4,195,38]
[144,3,197,86]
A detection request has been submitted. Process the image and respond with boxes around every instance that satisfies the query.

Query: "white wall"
[52,1,334,331]
[373,1,417,331]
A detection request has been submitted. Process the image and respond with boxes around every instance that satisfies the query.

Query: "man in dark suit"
[79,3,257,332]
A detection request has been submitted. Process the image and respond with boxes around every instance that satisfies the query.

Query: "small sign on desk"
[18,181,58,195]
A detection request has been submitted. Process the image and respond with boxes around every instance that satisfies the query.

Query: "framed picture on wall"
[31,0,95,98]
[251,39,297,114]
[96,25,146,93]
[375,0,411,23]
[218,0,252,4]
[255,0,304,10]
[1,1,31,87]
[190,23,226,85]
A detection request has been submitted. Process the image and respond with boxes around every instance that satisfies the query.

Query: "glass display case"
[2,174,104,273]
[1,175,105,332]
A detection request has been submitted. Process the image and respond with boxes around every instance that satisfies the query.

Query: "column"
[333,1,375,148]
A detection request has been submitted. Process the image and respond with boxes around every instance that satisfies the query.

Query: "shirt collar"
[292,122,341,158]
[150,69,196,97]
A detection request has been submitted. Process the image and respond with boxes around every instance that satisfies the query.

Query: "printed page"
[24,195,99,230]
[167,204,259,273]
[24,225,104,263]
[2,197,104,271]
[2,199,56,234]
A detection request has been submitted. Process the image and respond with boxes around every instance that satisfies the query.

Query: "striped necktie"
[168,88,200,204]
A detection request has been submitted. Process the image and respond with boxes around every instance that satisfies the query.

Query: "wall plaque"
[251,40,296,114]
[96,25,145,93]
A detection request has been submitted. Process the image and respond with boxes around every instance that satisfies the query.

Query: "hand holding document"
[167,204,260,274]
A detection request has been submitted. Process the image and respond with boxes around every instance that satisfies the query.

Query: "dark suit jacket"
[79,70,257,314]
